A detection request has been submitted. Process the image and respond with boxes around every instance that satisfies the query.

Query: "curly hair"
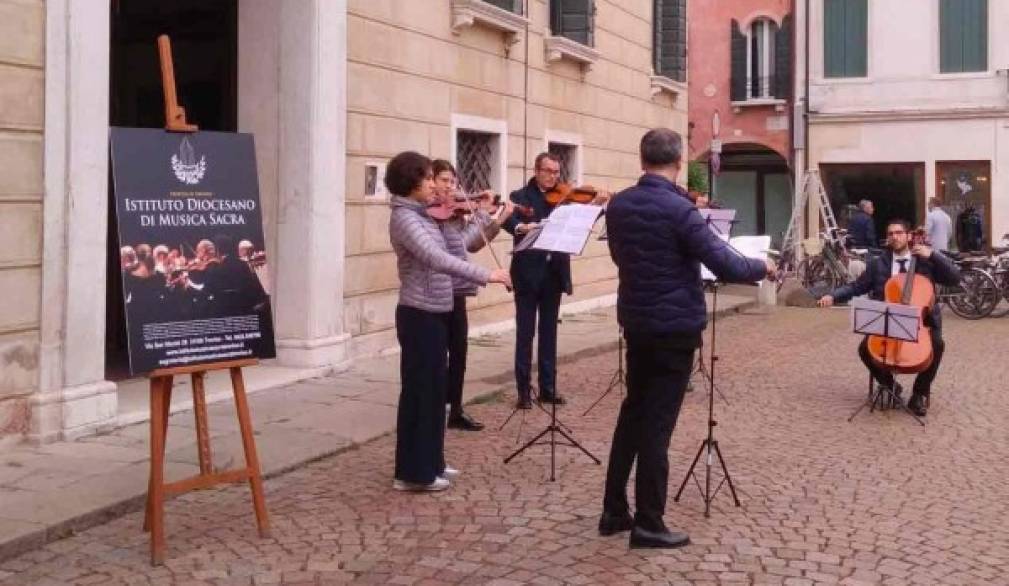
[385,151,432,197]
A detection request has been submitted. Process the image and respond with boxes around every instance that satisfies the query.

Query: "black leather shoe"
[908,392,928,417]
[447,412,484,431]
[516,397,533,410]
[598,511,634,536]
[538,394,567,405]
[629,526,690,549]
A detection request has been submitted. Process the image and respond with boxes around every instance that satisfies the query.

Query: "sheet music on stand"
[699,209,736,237]
[514,203,604,255]
[851,298,920,342]
[696,208,771,283]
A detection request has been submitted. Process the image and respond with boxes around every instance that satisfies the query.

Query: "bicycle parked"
[936,251,1002,320]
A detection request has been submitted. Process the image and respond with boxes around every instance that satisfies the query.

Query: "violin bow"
[459,192,511,291]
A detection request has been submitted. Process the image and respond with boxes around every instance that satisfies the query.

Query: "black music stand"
[674,208,762,517]
[673,279,741,517]
[582,327,625,416]
[847,299,926,426]
[502,203,603,480]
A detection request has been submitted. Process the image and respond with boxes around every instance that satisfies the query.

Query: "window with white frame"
[748,19,777,99]
[452,114,507,195]
[548,142,578,184]
[456,131,496,193]
[730,16,792,102]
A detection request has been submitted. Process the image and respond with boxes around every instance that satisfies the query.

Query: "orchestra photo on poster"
[111,127,276,374]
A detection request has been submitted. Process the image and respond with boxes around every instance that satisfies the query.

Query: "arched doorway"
[702,142,792,247]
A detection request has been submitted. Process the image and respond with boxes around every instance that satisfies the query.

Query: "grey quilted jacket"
[389,196,491,313]
[441,211,501,297]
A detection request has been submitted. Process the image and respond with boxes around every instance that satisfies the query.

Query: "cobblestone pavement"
[2,307,1008,585]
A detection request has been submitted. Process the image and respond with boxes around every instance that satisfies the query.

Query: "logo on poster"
[171,136,207,185]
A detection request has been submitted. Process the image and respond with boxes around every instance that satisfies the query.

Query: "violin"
[246,251,267,269]
[544,182,599,206]
[427,191,532,221]
[866,228,935,374]
[183,257,221,272]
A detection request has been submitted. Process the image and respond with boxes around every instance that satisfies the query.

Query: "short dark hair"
[887,218,912,232]
[385,151,432,196]
[639,128,683,168]
[431,159,456,177]
[534,152,560,170]
[214,234,237,257]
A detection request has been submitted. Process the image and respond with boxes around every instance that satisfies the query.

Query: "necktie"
[897,259,908,274]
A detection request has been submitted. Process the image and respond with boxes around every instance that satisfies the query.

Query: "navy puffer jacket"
[605,174,767,335]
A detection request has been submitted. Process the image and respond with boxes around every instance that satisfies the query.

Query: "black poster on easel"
[110,127,276,375]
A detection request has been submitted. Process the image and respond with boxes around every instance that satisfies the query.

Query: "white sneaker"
[441,466,460,480]
[392,477,450,492]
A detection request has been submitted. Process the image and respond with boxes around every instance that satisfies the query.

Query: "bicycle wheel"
[801,256,839,293]
[946,268,1000,319]
[989,270,1009,318]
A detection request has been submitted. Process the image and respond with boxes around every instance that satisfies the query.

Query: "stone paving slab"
[0,291,758,564]
[1,304,1007,585]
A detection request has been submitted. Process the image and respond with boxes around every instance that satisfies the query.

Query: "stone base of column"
[28,380,119,444]
[276,333,351,370]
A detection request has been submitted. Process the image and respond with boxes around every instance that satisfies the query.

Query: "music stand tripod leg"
[712,440,741,507]
[674,440,706,502]
[503,394,599,481]
[583,329,626,416]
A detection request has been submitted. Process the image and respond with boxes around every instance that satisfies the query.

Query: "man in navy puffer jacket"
[599,128,774,549]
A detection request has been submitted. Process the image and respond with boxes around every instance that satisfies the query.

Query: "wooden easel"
[143,35,270,566]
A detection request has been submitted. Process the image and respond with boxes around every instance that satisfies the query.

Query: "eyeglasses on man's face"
[886,230,907,236]
[536,167,561,176]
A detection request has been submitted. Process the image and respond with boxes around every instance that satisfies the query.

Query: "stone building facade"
[688,0,795,247]
[0,0,44,447]
[794,0,1009,245]
[0,0,687,446]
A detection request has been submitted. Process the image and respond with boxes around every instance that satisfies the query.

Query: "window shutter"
[774,14,792,99]
[844,0,867,77]
[654,0,687,82]
[730,19,747,101]
[940,0,987,73]
[483,0,521,13]
[824,0,867,78]
[552,0,594,46]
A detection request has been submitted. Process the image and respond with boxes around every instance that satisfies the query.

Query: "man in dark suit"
[818,219,960,416]
[848,199,878,248]
[601,129,774,548]
[501,153,572,408]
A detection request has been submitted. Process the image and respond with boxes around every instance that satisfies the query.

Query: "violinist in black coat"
[500,153,573,407]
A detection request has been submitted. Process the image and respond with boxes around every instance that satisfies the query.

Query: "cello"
[866,229,935,374]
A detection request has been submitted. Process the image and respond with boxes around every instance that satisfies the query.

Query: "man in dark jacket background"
[848,199,878,248]
[600,128,774,549]
[817,218,960,416]
[501,153,573,408]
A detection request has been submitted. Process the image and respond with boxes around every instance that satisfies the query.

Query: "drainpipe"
[803,0,810,174]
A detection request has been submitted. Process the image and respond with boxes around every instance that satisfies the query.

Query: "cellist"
[817,219,960,416]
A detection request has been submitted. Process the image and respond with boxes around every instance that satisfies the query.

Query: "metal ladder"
[780,169,838,259]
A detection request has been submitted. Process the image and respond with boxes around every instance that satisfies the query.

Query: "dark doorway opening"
[820,163,925,248]
[106,0,238,380]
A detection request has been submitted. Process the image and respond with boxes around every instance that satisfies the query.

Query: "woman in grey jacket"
[386,151,511,492]
[431,159,514,432]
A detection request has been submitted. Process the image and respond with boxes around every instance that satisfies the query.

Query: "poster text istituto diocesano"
[111,127,276,375]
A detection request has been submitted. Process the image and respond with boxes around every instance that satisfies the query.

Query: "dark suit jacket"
[502,179,573,295]
[848,211,878,248]
[831,249,960,330]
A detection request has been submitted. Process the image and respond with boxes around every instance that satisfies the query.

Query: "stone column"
[271,0,350,367]
[33,0,117,442]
